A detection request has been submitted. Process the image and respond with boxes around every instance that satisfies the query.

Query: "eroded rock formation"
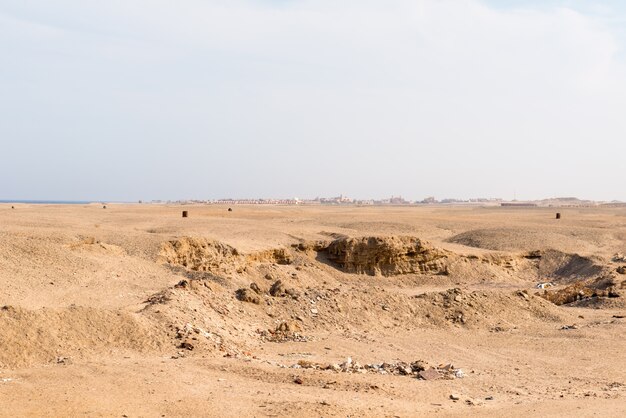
[324,236,451,276]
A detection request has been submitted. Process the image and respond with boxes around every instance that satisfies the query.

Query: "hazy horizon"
[2,0,625,202]
[0,194,622,204]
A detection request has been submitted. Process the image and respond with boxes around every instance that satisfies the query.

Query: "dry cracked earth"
[0,204,625,417]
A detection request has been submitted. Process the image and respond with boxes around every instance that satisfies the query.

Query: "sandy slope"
[0,203,624,417]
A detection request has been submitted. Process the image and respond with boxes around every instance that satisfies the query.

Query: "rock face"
[325,236,450,276]
[246,248,293,265]
[159,237,293,274]
[159,237,243,273]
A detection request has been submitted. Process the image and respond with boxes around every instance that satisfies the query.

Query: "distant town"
[147,196,623,207]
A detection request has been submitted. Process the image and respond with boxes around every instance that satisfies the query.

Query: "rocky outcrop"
[159,237,244,273]
[246,248,293,265]
[159,237,295,274]
[324,236,451,276]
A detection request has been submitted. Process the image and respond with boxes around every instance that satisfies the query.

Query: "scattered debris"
[606,382,624,391]
[275,321,301,333]
[286,358,463,379]
[539,275,621,305]
[560,324,578,330]
[257,323,310,343]
[175,323,223,349]
[536,282,555,289]
[56,356,72,365]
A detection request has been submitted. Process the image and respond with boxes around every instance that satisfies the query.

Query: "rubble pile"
[539,274,623,305]
[174,323,223,350]
[257,322,311,343]
[291,357,464,380]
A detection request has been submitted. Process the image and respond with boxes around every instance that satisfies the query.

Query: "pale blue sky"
[1,0,625,201]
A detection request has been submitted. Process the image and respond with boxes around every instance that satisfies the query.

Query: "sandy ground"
[0,203,625,417]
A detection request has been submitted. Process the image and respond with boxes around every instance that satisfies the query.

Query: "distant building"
[500,202,538,207]
[389,196,409,204]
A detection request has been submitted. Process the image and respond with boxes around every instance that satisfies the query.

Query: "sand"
[0,203,624,417]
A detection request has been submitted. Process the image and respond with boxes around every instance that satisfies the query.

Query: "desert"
[0,203,624,417]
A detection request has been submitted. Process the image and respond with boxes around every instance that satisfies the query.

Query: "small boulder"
[276,321,301,333]
[269,280,286,297]
[174,280,189,289]
[250,282,261,294]
[179,341,194,351]
[418,368,441,381]
[236,288,261,304]
[411,360,428,373]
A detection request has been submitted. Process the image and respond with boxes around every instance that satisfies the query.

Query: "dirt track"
[0,204,625,417]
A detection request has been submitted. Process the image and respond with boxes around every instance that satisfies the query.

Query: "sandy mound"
[410,288,568,328]
[536,249,606,282]
[0,306,168,368]
[322,236,451,276]
[447,227,608,253]
[565,296,626,309]
[446,230,609,284]
[138,273,572,358]
[68,236,127,256]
